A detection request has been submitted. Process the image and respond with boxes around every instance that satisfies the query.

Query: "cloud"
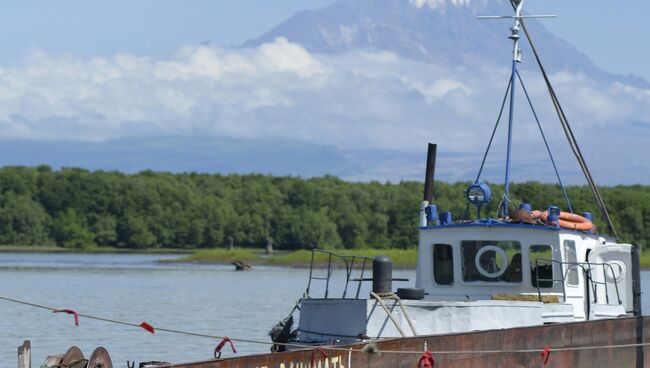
[0,38,327,141]
[408,0,489,13]
[409,0,472,10]
[0,37,648,183]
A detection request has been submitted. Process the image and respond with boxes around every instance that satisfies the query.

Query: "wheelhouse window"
[461,241,522,283]
[564,240,579,286]
[530,245,554,288]
[433,244,454,285]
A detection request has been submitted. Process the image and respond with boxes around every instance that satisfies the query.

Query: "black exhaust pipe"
[423,143,437,203]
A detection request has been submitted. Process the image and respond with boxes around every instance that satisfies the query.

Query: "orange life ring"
[531,210,594,232]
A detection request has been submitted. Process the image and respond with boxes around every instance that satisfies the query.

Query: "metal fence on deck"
[534,258,622,305]
[305,250,374,299]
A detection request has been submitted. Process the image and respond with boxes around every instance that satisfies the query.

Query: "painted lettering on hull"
[256,355,343,368]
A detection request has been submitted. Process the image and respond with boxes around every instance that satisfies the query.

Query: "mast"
[501,0,525,217]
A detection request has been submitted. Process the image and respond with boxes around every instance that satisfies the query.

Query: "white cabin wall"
[416,227,568,301]
[415,226,628,322]
[415,229,430,289]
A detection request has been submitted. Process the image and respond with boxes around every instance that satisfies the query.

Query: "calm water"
[1,253,650,367]
[0,253,414,366]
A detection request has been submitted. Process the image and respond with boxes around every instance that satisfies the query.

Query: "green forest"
[0,166,648,250]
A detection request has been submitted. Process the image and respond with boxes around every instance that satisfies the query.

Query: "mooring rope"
[0,294,317,350]
[2,294,649,357]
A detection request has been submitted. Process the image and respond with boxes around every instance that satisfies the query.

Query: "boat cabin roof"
[419,218,608,239]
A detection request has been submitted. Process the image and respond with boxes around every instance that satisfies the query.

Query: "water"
[0,253,413,366]
[1,253,649,367]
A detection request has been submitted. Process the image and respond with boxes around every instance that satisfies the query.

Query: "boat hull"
[171,316,648,368]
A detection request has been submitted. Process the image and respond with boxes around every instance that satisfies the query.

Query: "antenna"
[477,0,557,63]
[476,15,557,19]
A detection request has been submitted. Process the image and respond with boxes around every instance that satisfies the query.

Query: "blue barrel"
[548,206,560,228]
[440,211,453,225]
[426,205,439,226]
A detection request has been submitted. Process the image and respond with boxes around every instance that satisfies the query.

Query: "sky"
[0,0,647,80]
[526,0,649,81]
[0,0,647,185]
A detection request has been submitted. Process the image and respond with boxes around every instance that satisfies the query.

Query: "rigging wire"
[518,18,618,237]
[515,70,573,213]
[475,79,512,183]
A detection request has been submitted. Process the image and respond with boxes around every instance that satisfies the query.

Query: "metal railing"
[534,258,622,305]
[305,250,374,299]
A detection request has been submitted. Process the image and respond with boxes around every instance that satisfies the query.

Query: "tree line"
[0,166,648,250]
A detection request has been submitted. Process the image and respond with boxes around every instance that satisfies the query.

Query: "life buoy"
[531,210,594,232]
[474,245,509,278]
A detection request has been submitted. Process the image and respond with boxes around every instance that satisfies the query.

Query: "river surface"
[0,253,414,367]
[1,253,649,367]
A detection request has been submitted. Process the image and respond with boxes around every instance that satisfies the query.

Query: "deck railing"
[534,258,622,305]
[305,250,374,299]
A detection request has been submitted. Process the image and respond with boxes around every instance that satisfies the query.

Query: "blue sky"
[0,1,330,64]
[526,0,650,81]
[0,0,647,80]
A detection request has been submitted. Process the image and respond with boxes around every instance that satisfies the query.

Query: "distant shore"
[0,245,418,268]
[0,245,191,254]
[164,248,420,268]
[2,246,649,270]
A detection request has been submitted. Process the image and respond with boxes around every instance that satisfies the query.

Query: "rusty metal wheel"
[87,347,113,368]
[62,346,86,368]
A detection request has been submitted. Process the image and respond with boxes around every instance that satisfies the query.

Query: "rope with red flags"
[1,293,649,362]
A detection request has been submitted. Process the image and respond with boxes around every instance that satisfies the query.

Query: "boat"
[270,0,643,349]
[28,0,648,367]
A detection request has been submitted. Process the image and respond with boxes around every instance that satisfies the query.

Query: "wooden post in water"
[17,340,31,368]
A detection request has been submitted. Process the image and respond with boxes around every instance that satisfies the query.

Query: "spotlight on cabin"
[466,182,492,206]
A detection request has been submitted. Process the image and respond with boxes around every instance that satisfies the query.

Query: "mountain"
[243,0,646,87]
[1,0,647,186]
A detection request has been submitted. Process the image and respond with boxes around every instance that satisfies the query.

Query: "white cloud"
[410,0,472,10]
[408,0,489,13]
[0,38,648,183]
[403,78,472,103]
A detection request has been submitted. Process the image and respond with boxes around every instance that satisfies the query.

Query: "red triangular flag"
[139,322,155,334]
[541,346,552,365]
[53,309,79,326]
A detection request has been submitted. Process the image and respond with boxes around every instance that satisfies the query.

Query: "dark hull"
[172,317,648,368]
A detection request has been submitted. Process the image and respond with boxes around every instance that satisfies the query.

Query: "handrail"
[305,250,374,299]
[534,258,622,306]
